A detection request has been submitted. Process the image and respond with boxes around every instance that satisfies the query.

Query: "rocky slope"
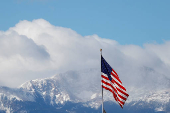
[0,68,169,112]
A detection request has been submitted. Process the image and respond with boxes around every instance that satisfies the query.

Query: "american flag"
[101,55,129,108]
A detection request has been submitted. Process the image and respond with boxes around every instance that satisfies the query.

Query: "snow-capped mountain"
[0,68,170,113]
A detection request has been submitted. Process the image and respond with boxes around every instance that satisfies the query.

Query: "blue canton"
[101,55,112,81]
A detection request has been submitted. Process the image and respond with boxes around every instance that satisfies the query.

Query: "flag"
[101,55,129,108]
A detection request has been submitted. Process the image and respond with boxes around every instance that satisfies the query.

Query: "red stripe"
[102,78,118,98]
[102,80,127,101]
[102,74,126,91]
[101,75,110,81]
[101,69,128,109]
[116,87,129,97]
[118,94,127,101]
[117,98,125,106]
[112,69,118,76]
[111,79,126,91]
[102,83,127,109]
[101,80,118,95]
[102,85,118,101]
[111,72,122,84]
[119,103,123,109]
[102,85,113,93]
[118,101,124,109]
[102,80,127,102]
[102,79,128,100]
[102,74,127,96]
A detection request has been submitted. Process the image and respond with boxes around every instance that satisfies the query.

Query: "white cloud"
[0,19,170,89]
[0,30,49,59]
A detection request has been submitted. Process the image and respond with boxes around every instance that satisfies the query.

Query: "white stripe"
[102,78,118,91]
[118,96,126,103]
[118,101,123,107]
[111,71,121,82]
[111,70,117,76]
[113,83,128,94]
[102,79,128,100]
[117,90,128,99]
[102,72,125,91]
[103,79,128,99]
[101,72,109,78]
[102,83,113,92]
[102,75,128,97]
[102,84,127,105]
[102,83,118,97]
[102,74,128,94]
[110,71,127,92]
[102,79,118,95]
[101,71,129,108]
[118,95,126,102]
[110,74,124,87]
[102,77,112,84]
[102,79,115,92]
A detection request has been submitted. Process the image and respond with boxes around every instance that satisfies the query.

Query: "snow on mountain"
[128,89,170,112]
[140,90,170,103]
[18,67,170,109]
[0,67,170,112]
[0,86,35,113]
[0,86,34,102]
[19,68,101,105]
[20,77,70,105]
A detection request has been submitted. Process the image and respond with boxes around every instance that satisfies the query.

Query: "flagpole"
[100,49,104,113]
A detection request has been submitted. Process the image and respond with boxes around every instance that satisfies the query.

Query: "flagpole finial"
[100,49,102,55]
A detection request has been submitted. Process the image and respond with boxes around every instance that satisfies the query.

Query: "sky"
[0,0,170,88]
[1,0,170,45]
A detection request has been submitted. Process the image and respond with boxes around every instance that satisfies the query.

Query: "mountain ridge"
[0,68,169,112]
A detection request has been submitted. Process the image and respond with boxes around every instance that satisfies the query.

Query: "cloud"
[0,30,49,59]
[0,19,170,90]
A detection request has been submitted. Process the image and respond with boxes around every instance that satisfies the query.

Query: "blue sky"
[0,0,170,46]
